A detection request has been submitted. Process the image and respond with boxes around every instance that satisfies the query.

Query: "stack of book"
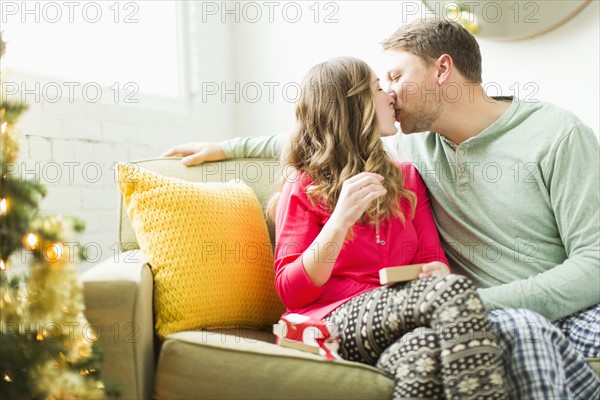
[273,313,340,359]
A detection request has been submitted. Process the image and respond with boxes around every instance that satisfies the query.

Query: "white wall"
[478,0,599,134]
[232,1,420,136]
[12,74,208,271]
[231,0,599,136]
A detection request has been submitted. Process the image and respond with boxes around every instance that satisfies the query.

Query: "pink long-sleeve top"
[274,162,448,320]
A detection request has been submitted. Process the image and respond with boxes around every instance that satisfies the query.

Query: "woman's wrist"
[328,212,354,233]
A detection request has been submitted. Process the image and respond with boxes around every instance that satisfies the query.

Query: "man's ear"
[436,54,453,85]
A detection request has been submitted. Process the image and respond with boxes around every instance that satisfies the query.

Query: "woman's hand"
[419,262,451,279]
[329,172,387,231]
[302,172,386,287]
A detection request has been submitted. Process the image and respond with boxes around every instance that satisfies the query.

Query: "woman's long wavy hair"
[271,57,416,230]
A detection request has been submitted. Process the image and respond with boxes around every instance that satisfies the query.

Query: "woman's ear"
[436,54,453,85]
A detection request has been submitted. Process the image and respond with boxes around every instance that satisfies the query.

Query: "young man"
[163,19,600,398]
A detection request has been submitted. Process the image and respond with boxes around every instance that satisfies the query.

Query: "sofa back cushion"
[119,158,282,252]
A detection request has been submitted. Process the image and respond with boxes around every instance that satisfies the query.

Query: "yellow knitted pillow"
[117,163,284,339]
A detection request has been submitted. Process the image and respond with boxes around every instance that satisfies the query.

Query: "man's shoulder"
[505,100,597,152]
[512,99,587,130]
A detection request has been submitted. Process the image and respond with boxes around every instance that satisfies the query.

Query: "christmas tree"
[0,33,113,399]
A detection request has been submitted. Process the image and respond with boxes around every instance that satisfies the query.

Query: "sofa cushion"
[118,163,284,339]
[155,330,394,399]
[590,358,600,375]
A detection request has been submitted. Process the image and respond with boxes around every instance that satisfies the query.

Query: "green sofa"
[80,157,599,399]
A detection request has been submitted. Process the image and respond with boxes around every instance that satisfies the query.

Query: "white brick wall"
[11,79,233,273]
[14,100,210,272]
[3,3,246,272]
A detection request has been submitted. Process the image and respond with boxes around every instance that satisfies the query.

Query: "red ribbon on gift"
[279,314,339,360]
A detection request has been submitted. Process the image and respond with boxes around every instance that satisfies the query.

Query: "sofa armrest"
[80,250,154,400]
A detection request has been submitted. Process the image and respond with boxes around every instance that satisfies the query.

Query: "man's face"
[384,50,442,134]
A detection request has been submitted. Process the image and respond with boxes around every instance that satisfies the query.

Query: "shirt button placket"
[456,147,467,190]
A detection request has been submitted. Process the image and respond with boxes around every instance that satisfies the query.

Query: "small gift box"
[273,313,340,360]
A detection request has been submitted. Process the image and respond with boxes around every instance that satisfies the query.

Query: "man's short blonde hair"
[381,19,482,83]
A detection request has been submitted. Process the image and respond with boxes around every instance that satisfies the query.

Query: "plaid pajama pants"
[489,307,600,399]
[554,303,600,358]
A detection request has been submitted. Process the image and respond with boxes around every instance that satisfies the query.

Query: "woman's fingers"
[341,183,386,209]
[339,173,381,198]
[420,262,451,278]
[345,171,384,184]
[344,173,384,191]
[331,172,387,228]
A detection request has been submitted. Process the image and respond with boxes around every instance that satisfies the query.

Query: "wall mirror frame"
[422,0,591,40]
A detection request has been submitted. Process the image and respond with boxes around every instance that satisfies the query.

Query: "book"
[379,264,423,285]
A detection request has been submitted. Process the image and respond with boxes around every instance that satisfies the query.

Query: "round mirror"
[423,0,590,40]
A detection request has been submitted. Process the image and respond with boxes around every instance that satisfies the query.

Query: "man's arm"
[219,133,288,160]
[163,132,399,166]
[478,125,600,321]
[161,133,288,165]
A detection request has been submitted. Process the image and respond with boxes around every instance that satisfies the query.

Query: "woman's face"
[371,73,398,137]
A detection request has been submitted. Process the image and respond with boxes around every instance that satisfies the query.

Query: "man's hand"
[161,142,226,166]
[419,262,451,279]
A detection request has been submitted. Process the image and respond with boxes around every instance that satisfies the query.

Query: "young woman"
[273,57,507,400]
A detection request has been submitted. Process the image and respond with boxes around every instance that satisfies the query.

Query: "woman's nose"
[388,92,396,106]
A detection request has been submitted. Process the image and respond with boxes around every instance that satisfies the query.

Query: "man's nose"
[387,89,397,101]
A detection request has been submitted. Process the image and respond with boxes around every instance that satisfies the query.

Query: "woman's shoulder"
[394,162,423,192]
[282,170,312,194]
[281,171,330,218]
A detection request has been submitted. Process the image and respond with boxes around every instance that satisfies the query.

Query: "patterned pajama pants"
[323,275,507,400]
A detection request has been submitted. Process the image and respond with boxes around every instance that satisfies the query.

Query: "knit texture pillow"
[117,163,284,339]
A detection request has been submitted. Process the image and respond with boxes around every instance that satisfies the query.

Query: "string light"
[45,242,64,263]
[80,368,96,376]
[0,198,6,215]
[82,327,98,341]
[0,259,5,271]
[1,122,7,134]
[25,233,39,250]
[3,373,11,382]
